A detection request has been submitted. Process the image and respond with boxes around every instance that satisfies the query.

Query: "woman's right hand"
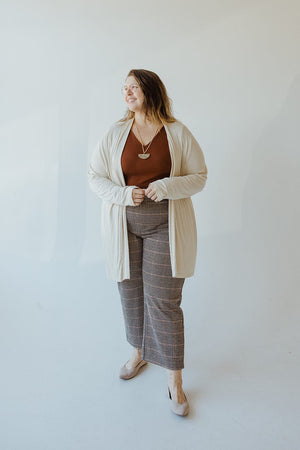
[132,188,145,206]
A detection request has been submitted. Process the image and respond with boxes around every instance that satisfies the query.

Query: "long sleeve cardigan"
[88,117,207,282]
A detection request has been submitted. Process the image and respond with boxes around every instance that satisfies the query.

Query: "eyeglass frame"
[121,84,140,95]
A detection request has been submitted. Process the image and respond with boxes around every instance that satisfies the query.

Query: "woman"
[88,69,207,416]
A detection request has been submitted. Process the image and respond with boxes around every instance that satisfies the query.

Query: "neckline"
[130,125,164,147]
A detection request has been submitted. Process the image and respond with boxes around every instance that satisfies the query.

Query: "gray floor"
[1,249,299,450]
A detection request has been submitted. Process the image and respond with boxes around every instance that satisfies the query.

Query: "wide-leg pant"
[117,196,185,370]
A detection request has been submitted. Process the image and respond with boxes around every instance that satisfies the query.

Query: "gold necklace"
[135,122,161,159]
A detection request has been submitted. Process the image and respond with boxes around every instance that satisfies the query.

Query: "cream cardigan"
[88,117,207,281]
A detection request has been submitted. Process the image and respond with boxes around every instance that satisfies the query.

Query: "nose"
[127,91,135,100]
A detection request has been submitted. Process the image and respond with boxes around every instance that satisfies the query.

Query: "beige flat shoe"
[168,386,190,416]
[119,359,148,380]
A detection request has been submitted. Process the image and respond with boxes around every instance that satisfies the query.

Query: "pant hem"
[142,355,184,371]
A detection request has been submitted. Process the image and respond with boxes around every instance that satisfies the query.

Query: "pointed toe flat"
[119,360,148,380]
[168,387,190,416]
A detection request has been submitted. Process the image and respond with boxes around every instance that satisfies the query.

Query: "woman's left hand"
[145,183,159,202]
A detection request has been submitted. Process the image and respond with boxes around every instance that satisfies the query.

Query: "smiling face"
[123,75,145,113]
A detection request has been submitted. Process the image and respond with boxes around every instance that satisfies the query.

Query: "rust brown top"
[121,126,171,189]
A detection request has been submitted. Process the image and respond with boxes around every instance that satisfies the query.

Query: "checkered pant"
[117,196,185,370]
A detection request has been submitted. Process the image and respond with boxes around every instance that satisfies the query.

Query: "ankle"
[167,369,183,387]
[132,347,142,360]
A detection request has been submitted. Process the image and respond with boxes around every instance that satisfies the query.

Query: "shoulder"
[110,119,130,131]
[165,119,185,133]
[105,119,129,137]
[165,120,196,141]
[100,119,131,146]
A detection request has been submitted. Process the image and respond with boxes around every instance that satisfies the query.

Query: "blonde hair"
[119,69,176,124]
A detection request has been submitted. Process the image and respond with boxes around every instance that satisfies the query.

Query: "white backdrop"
[0,1,299,449]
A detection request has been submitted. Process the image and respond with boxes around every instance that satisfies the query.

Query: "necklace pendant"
[138,153,150,159]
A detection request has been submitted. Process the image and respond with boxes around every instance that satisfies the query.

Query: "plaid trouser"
[117,196,185,370]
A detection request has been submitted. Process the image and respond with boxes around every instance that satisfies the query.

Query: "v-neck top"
[121,126,171,189]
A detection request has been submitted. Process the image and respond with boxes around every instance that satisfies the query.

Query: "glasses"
[121,84,140,95]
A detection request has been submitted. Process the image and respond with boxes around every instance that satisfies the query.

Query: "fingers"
[132,188,145,206]
[147,192,158,202]
[145,185,159,202]
[132,186,160,205]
